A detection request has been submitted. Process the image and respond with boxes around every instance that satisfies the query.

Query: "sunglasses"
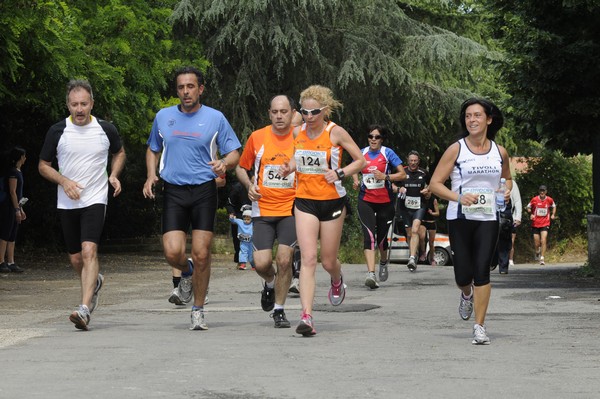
[300,106,327,116]
[368,134,382,140]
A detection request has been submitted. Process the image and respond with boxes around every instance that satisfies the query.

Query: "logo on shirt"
[168,119,176,127]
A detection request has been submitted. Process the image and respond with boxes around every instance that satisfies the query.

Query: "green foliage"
[0,0,211,247]
[515,151,593,239]
[484,0,600,156]
[170,0,500,157]
[339,182,366,263]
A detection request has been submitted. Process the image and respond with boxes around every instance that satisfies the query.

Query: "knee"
[164,251,182,267]
[301,252,318,268]
[275,255,292,271]
[80,243,98,262]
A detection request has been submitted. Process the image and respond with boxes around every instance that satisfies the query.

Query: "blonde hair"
[299,85,343,120]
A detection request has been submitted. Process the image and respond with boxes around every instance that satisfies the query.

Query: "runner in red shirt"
[527,185,557,265]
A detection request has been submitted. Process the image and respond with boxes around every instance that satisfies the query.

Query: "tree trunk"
[595,133,600,215]
[589,134,600,272]
[587,215,600,272]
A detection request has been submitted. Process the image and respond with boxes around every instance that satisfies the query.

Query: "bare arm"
[208,149,240,177]
[430,198,440,218]
[390,165,407,182]
[329,125,367,183]
[109,147,126,197]
[498,145,513,200]
[143,147,161,199]
[8,177,24,223]
[429,143,462,203]
[39,159,84,201]
[235,165,261,202]
[352,172,360,190]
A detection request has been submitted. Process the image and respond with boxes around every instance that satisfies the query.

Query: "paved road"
[1,260,599,398]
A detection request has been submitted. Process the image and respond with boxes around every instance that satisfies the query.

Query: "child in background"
[229,209,254,270]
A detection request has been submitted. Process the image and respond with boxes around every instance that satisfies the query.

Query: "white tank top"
[446,138,503,221]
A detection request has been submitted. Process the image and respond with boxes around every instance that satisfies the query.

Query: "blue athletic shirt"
[147,105,241,185]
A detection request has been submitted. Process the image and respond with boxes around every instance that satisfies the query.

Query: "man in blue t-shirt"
[143,66,241,330]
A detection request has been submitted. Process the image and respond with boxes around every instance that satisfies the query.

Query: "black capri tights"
[448,219,499,287]
[357,199,395,251]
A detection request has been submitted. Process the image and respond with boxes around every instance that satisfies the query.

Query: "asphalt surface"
[1,258,599,399]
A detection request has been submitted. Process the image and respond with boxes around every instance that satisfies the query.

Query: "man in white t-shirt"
[39,79,126,331]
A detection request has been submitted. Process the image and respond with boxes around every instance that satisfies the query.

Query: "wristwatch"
[335,168,345,180]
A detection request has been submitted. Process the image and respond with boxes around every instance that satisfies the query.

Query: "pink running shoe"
[296,312,316,336]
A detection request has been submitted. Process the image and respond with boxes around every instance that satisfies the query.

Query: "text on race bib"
[262,164,294,189]
[363,174,385,189]
[295,150,327,175]
[405,195,421,210]
[461,187,494,215]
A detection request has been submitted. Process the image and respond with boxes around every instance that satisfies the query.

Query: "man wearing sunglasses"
[396,150,431,271]
[235,95,299,328]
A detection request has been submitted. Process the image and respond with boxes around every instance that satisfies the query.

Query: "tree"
[170,0,499,159]
[0,0,208,247]
[485,0,600,213]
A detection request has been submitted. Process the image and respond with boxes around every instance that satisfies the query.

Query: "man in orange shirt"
[235,95,298,328]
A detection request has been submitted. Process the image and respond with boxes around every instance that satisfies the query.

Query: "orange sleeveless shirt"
[294,122,346,200]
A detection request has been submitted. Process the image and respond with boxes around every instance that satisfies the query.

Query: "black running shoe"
[261,283,275,312]
[271,309,291,328]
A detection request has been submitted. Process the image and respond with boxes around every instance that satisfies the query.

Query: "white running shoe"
[459,292,474,320]
[190,309,208,330]
[508,260,515,267]
[69,304,91,331]
[168,287,185,306]
[289,277,300,294]
[540,256,545,266]
[472,324,490,345]
[365,272,379,289]
[407,256,417,272]
[178,258,194,303]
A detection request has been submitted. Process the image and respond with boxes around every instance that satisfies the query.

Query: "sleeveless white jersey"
[446,138,503,221]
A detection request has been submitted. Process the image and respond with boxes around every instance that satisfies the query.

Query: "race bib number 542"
[262,164,294,189]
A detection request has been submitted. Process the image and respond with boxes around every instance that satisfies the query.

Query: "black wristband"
[335,168,345,180]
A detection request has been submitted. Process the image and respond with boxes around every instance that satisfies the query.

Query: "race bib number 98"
[295,150,327,175]
[461,188,494,214]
